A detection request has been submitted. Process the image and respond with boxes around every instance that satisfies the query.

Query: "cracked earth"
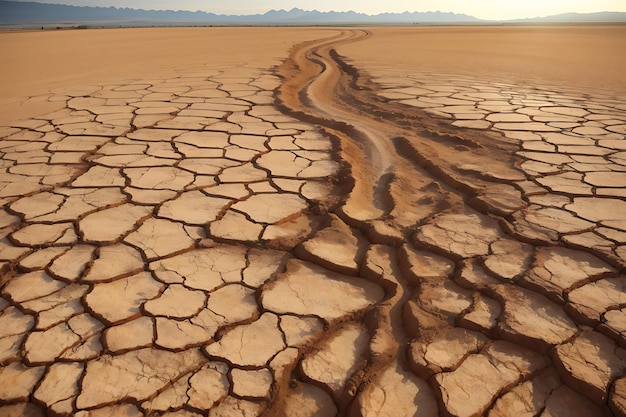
[1,27,625,417]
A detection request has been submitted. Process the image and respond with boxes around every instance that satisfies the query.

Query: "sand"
[340,26,626,94]
[0,27,336,124]
[1,26,625,417]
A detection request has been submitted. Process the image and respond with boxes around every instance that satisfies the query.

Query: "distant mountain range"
[0,1,479,26]
[1,1,625,27]
[512,11,626,23]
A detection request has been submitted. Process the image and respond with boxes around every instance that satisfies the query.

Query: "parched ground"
[0,26,625,417]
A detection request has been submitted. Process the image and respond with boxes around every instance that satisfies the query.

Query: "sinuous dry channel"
[0,26,625,417]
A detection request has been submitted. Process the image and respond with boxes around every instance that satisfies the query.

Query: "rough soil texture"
[0,26,625,417]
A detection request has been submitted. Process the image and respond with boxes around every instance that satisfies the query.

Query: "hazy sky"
[14,0,626,20]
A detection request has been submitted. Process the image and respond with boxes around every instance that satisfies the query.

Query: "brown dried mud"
[0,26,625,417]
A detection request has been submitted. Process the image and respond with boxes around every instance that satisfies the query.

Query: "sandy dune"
[0,26,625,417]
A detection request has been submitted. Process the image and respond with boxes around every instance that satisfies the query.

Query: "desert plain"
[0,25,625,417]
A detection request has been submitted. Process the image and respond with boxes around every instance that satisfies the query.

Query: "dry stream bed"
[0,27,625,417]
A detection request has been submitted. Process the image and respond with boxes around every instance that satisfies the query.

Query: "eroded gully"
[266,28,624,417]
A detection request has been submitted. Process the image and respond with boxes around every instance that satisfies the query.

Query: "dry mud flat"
[0,26,625,417]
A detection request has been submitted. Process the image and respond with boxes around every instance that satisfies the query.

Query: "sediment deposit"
[0,26,625,417]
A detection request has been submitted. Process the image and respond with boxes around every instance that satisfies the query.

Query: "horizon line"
[3,1,626,22]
